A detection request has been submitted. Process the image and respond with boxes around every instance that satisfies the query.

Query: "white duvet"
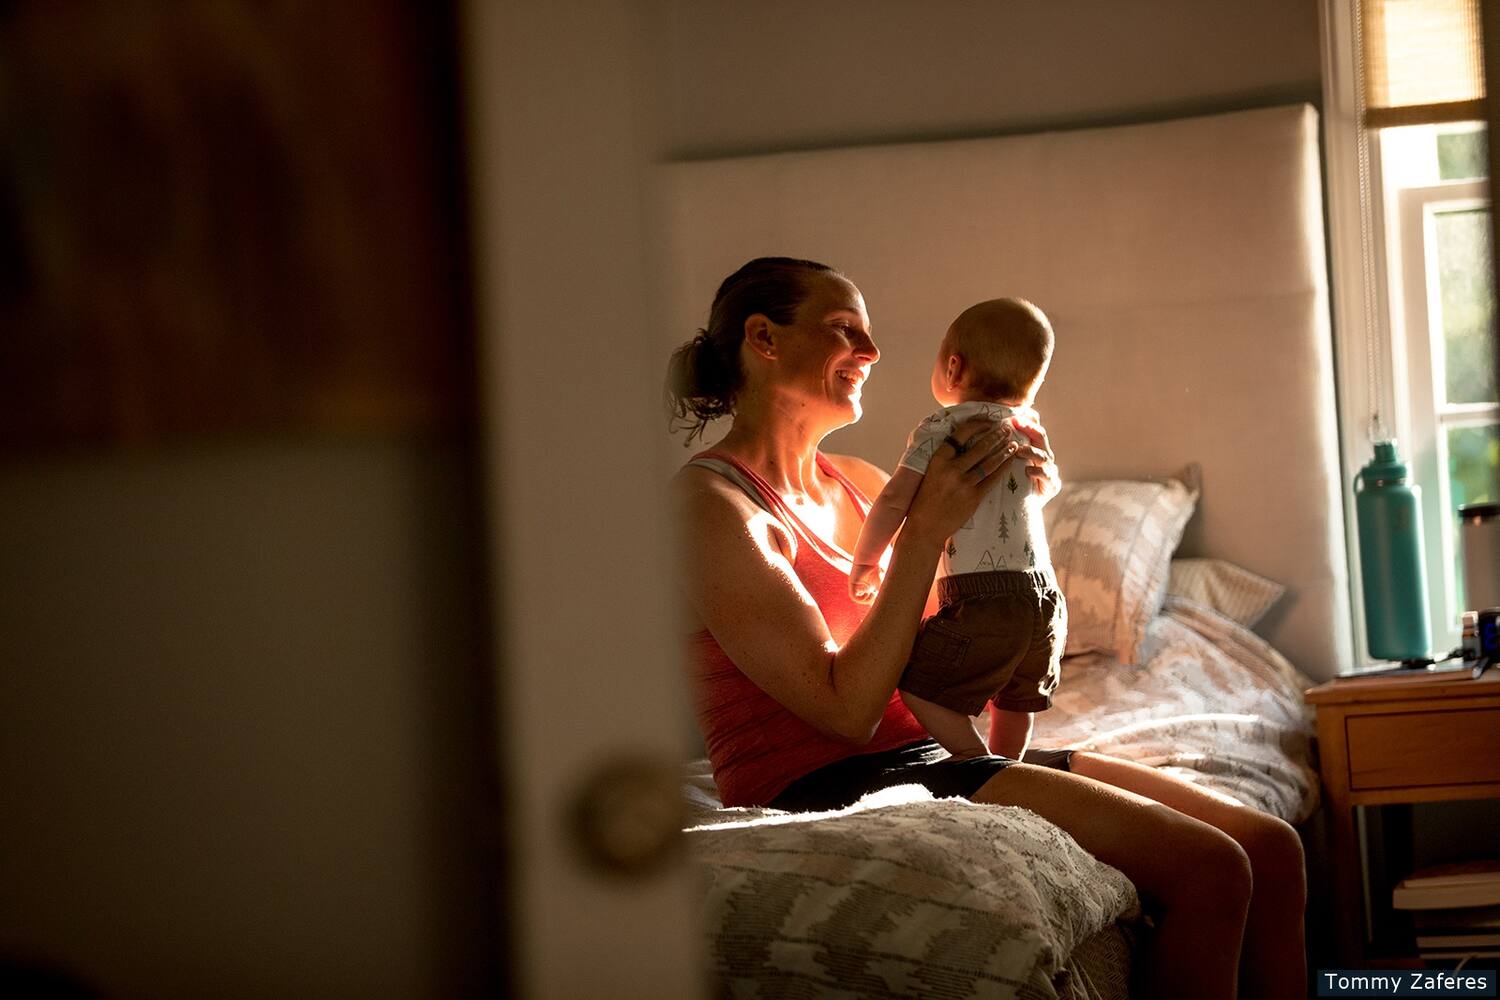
[1033,596,1319,823]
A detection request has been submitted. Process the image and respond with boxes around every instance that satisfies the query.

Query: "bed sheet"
[1033,596,1319,822]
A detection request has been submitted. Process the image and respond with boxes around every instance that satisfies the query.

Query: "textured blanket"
[688,786,1138,999]
[1033,597,1319,822]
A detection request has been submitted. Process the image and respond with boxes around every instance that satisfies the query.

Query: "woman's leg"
[1069,752,1308,1000]
[972,763,1253,999]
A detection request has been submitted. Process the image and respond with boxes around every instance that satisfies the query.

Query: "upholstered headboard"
[657,104,1351,680]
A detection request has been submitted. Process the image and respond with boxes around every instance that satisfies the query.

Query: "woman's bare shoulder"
[672,463,777,535]
[673,464,739,512]
[671,463,796,569]
[822,452,891,497]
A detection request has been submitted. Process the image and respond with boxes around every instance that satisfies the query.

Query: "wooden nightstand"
[1305,670,1500,965]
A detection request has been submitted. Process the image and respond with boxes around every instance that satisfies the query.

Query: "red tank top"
[687,450,928,807]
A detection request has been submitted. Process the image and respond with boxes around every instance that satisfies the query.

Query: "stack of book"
[1393,861,1500,961]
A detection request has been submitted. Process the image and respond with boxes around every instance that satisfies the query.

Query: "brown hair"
[945,298,1054,401]
[665,256,840,443]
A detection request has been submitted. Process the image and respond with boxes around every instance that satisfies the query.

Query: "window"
[1381,123,1498,647]
[1322,0,1499,663]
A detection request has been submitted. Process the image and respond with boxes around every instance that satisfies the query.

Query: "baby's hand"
[848,562,883,604]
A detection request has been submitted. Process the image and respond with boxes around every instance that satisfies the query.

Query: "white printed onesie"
[898,401,1051,579]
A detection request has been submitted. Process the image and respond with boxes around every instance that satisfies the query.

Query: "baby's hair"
[665,256,841,443]
[945,298,1054,401]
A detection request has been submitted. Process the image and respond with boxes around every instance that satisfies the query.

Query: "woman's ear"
[944,352,964,390]
[743,314,777,360]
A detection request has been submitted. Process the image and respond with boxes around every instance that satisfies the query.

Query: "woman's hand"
[900,418,1022,549]
[1010,413,1061,502]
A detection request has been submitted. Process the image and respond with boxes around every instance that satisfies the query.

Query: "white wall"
[646,1,1327,471]
[0,441,497,997]
[649,0,1322,159]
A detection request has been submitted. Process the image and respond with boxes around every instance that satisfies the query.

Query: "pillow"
[1166,557,1286,628]
[1042,471,1199,665]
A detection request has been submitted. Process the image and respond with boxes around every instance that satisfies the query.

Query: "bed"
[659,104,1350,998]
[682,587,1317,999]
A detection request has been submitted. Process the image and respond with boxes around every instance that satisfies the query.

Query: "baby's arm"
[848,466,925,602]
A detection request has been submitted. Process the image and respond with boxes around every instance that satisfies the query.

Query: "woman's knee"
[1155,812,1254,911]
[1236,813,1306,898]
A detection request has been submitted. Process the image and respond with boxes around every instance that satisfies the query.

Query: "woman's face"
[767,274,879,427]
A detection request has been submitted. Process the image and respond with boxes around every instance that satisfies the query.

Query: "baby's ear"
[945,352,965,387]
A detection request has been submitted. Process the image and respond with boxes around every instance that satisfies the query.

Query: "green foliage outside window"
[1437,130,1488,182]
[1434,208,1497,405]
[1430,171,1498,615]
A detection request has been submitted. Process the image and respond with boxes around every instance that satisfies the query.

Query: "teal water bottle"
[1355,440,1431,661]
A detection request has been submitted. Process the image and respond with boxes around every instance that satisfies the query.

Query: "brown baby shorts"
[899,568,1067,716]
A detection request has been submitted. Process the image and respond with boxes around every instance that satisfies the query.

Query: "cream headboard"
[658,104,1351,680]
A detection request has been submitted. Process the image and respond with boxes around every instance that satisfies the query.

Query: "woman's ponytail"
[666,328,739,443]
[665,256,838,444]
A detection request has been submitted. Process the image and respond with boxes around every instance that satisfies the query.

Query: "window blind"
[1362,0,1486,127]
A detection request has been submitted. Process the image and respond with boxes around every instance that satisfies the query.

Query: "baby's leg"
[900,692,988,759]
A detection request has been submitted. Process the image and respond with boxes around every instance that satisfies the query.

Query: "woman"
[670,257,1306,999]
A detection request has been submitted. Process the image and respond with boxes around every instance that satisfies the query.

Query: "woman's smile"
[833,367,867,395]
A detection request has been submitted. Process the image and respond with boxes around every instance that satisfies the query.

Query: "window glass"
[1447,422,1499,608]
[1449,424,1499,508]
[1432,205,1497,404]
[1382,123,1487,187]
[1437,128,1488,180]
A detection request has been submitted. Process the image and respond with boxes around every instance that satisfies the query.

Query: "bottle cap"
[1360,439,1408,484]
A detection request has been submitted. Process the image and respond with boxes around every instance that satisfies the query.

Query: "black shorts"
[768,738,1075,813]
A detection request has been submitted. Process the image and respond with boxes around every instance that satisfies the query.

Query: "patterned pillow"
[1042,472,1199,665]
[1167,557,1286,628]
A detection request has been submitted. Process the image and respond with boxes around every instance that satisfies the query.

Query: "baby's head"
[931,298,1054,407]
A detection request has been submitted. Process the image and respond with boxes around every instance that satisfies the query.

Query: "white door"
[462,1,702,996]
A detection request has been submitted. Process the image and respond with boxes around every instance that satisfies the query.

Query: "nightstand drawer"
[1347,708,1500,790]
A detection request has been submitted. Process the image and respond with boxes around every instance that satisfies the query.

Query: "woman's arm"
[678,425,1019,744]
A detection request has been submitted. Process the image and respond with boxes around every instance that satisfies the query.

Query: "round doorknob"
[568,757,685,876]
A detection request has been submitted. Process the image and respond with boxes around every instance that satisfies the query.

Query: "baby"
[849,298,1066,760]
